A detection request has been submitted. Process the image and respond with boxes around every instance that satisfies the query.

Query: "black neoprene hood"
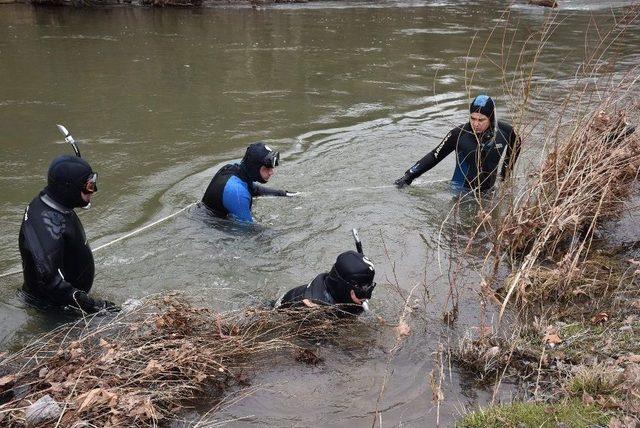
[46,155,95,209]
[240,142,278,183]
[327,250,376,301]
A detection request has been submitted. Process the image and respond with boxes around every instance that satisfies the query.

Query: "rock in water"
[25,395,62,425]
[528,0,558,7]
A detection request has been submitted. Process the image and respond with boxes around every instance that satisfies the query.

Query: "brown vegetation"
[0,294,363,427]
[492,103,639,317]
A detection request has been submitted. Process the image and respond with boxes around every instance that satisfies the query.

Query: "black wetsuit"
[18,192,95,307]
[201,163,285,223]
[276,273,364,317]
[405,121,520,191]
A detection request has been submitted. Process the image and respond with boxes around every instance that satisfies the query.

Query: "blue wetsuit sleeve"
[404,129,458,181]
[222,176,253,223]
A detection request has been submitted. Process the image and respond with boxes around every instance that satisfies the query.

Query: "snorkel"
[57,124,82,158]
[351,228,371,313]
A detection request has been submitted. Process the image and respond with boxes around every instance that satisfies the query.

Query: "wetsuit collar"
[237,162,254,184]
[40,192,73,214]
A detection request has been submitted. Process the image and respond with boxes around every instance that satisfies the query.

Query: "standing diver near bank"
[18,126,118,314]
[274,230,376,317]
[394,95,521,192]
[201,142,298,224]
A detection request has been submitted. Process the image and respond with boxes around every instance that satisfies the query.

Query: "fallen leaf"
[143,359,163,375]
[130,396,159,421]
[0,375,15,388]
[76,388,102,413]
[99,338,110,348]
[76,388,118,413]
[100,348,117,364]
[394,321,411,338]
[625,354,640,363]
[582,391,595,404]
[543,333,562,347]
[49,382,64,394]
[38,367,49,378]
[591,312,609,324]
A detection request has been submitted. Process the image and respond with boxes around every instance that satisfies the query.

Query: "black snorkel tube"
[352,228,363,255]
[351,228,371,313]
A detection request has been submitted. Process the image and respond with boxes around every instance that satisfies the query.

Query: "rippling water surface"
[1,0,639,425]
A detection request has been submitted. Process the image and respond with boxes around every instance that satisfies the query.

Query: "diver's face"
[350,289,364,305]
[259,166,274,182]
[470,112,490,134]
[81,191,93,205]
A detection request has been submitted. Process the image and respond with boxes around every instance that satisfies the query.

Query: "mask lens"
[264,151,280,168]
[353,281,375,299]
[84,173,98,194]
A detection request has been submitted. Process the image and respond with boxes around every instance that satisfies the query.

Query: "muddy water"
[1,0,639,425]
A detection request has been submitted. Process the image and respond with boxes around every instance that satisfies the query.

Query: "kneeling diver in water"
[18,126,119,314]
[274,230,375,317]
[201,142,298,224]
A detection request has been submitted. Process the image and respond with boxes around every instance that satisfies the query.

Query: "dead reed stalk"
[496,102,639,317]
[0,294,361,427]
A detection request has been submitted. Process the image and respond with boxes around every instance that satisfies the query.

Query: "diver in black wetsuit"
[201,142,298,224]
[19,155,117,314]
[274,250,376,317]
[394,95,521,192]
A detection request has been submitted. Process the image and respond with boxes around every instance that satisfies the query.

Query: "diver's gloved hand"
[72,291,120,313]
[99,300,121,313]
[394,173,413,189]
[284,191,300,197]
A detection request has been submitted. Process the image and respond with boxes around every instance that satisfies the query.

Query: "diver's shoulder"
[224,175,250,193]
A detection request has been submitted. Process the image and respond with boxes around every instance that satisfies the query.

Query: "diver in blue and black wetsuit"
[201,142,297,223]
[394,95,521,192]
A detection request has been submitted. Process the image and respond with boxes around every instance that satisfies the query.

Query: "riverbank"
[451,74,640,428]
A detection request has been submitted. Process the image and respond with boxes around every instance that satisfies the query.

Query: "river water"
[1,0,639,425]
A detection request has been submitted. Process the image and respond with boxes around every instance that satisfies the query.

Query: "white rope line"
[0,174,523,280]
[92,203,196,252]
[0,202,196,279]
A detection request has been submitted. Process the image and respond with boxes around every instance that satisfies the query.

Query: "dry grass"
[0,294,364,427]
[492,103,640,317]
